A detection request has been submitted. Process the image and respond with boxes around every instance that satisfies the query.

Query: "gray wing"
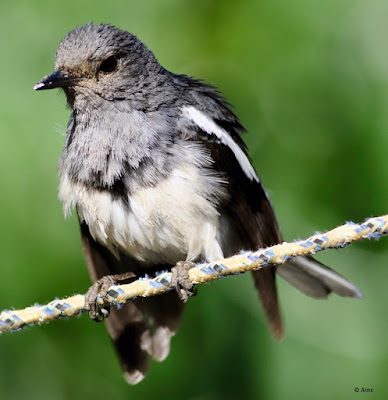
[178,102,362,340]
[278,256,363,299]
[178,111,285,339]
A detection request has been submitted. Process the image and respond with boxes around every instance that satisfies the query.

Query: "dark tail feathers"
[106,291,185,384]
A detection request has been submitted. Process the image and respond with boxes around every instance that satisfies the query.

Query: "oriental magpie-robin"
[34,23,362,384]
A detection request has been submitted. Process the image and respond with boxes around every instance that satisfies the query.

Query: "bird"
[34,22,362,384]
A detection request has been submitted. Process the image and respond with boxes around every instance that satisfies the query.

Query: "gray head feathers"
[52,23,171,109]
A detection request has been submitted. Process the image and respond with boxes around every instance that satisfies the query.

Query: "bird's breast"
[58,165,225,265]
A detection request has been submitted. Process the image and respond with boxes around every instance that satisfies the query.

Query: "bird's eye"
[98,56,119,74]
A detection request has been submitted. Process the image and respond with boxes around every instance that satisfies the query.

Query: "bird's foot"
[85,272,136,321]
[171,261,197,303]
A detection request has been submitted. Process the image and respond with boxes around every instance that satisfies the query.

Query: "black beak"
[34,70,81,91]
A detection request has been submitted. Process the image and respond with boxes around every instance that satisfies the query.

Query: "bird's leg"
[171,261,197,302]
[85,272,136,321]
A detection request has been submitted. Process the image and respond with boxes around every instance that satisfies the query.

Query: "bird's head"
[34,23,165,110]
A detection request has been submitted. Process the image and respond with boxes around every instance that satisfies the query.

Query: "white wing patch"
[181,106,259,182]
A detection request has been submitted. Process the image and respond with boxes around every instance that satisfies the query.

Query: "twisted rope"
[1,215,387,333]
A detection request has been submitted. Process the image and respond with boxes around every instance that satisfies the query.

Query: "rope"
[1,215,387,333]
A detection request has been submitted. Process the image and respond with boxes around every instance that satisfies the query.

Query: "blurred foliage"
[0,0,387,399]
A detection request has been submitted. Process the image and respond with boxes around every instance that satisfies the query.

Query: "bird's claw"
[85,272,136,321]
[171,261,197,302]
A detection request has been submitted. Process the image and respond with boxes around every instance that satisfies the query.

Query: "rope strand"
[1,215,387,333]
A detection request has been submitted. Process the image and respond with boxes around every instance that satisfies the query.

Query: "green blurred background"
[0,0,387,399]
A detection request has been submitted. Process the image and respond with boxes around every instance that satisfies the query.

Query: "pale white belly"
[59,166,225,265]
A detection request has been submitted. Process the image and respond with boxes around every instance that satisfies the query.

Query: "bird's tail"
[252,267,285,340]
[105,291,185,384]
